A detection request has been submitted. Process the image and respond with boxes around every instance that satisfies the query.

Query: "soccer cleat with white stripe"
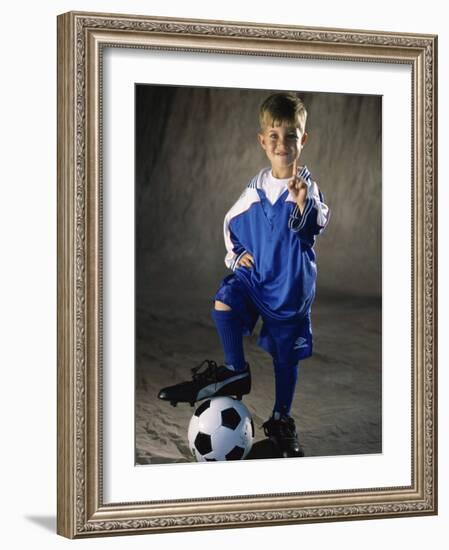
[158,359,251,407]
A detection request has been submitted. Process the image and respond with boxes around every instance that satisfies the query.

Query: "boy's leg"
[263,358,303,457]
[262,355,304,457]
[272,359,299,419]
[214,300,231,311]
[211,300,247,372]
[257,319,305,457]
[157,276,254,406]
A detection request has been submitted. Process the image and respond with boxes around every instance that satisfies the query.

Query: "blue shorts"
[213,274,313,364]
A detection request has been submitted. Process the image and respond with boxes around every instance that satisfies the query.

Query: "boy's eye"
[268,133,297,139]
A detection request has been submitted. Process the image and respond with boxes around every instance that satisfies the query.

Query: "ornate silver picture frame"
[57,11,437,538]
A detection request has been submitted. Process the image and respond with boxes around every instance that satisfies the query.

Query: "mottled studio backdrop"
[136,86,381,302]
[135,85,382,464]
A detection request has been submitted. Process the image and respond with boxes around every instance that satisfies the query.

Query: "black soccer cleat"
[157,359,251,407]
[262,414,305,458]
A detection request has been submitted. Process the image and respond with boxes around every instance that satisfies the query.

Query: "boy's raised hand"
[237,253,254,269]
[288,158,307,212]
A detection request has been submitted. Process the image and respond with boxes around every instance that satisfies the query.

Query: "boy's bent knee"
[214,300,232,311]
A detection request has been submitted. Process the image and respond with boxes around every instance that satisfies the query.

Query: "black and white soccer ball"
[188,396,254,462]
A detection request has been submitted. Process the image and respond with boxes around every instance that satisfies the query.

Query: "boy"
[158,92,330,458]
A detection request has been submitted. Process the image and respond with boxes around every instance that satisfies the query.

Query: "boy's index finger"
[293,157,298,179]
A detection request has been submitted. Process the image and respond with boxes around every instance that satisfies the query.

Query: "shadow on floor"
[24,515,56,533]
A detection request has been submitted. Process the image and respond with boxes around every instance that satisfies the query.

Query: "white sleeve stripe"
[223,174,262,269]
[317,206,331,234]
[316,200,330,228]
[231,249,248,271]
[298,165,311,185]
[225,251,235,269]
[288,198,314,232]
[296,199,313,231]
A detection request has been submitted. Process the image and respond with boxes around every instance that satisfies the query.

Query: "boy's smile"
[258,122,308,179]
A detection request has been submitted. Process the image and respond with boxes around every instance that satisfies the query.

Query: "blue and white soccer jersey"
[214,165,330,364]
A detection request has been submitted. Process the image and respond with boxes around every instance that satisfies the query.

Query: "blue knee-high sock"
[272,360,299,418]
[211,309,247,371]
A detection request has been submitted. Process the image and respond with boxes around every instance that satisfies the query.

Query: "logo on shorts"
[294,336,308,350]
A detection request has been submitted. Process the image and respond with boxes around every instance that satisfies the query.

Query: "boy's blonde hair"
[259,92,307,134]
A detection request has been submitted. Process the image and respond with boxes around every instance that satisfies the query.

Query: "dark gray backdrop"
[134,85,382,464]
[136,85,381,304]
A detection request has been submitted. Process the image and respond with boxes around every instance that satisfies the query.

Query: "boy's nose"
[277,140,288,150]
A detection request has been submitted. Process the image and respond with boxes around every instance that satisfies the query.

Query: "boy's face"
[257,120,308,177]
